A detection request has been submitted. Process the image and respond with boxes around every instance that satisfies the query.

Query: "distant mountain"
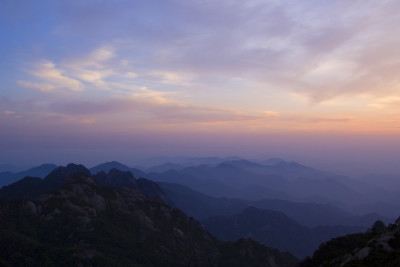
[0,169,298,266]
[146,158,400,218]
[158,181,246,219]
[136,156,245,169]
[222,159,316,180]
[158,182,389,228]
[90,161,131,173]
[148,162,289,200]
[146,162,186,172]
[87,164,396,227]
[147,159,366,205]
[0,163,57,188]
[0,164,25,173]
[300,218,400,266]
[202,206,365,258]
[92,168,172,206]
[0,163,88,198]
[90,161,146,178]
[262,158,286,165]
[149,168,247,199]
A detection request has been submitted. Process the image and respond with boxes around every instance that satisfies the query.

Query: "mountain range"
[202,206,364,258]
[3,158,398,219]
[1,158,399,263]
[158,181,388,228]
[0,165,298,266]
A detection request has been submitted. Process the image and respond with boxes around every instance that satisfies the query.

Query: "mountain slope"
[158,182,388,228]
[203,206,364,258]
[0,173,298,266]
[147,160,369,206]
[92,168,172,205]
[300,219,400,266]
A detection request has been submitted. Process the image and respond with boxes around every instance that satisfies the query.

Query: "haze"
[1,0,400,176]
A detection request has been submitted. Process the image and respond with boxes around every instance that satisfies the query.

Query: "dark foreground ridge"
[300,219,400,266]
[0,164,298,266]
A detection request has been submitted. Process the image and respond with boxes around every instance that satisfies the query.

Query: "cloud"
[11,0,400,137]
[48,95,277,124]
[369,96,400,110]
[21,46,127,92]
[17,80,55,92]
[3,110,15,115]
[1,110,22,120]
[149,71,193,86]
[61,46,117,89]
[28,60,83,92]
[125,72,138,78]
[20,1,400,104]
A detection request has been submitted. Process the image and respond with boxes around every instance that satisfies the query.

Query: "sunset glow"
[1,0,400,173]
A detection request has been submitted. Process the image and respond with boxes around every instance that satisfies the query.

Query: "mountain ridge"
[0,169,298,266]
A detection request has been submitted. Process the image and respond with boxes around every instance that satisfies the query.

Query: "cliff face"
[0,172,298,266]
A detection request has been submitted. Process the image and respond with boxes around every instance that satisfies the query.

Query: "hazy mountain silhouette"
[145,158,400,218]
[158,181,389,228]
[133,156,245,169]
[146,162,186,172]
[203,206,365,258]
[0,164,26,173]
[0,163,88,198]
[147,162,290,200]
[0,163,57,188]
[148,160,354,201]
[90,161,146,178]
[262,158,286,165]
[85,158,399,225]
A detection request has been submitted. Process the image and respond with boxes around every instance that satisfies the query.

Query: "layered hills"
[0,164,298,266]
[202,206,364,258]
[1,159,393,259]
[0,163,57,189]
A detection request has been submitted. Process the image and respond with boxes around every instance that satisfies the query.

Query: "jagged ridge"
[0,165,298,266]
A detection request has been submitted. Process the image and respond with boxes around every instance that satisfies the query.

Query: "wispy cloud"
[3,110,15,115]
[149,71,193,86]
[18,1,400,105]
[63,46,116,89]
[7,0,400,135]
[26,60,83,92]
[17,80,55,92]
[48,95,278,124]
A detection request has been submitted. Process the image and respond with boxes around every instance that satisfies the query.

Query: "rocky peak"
[92,168,138,190]
[45,163,90,180]
[64,173,97,186]
[368,220,386,234]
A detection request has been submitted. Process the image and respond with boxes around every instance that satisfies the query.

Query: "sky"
[1,0,400,175]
